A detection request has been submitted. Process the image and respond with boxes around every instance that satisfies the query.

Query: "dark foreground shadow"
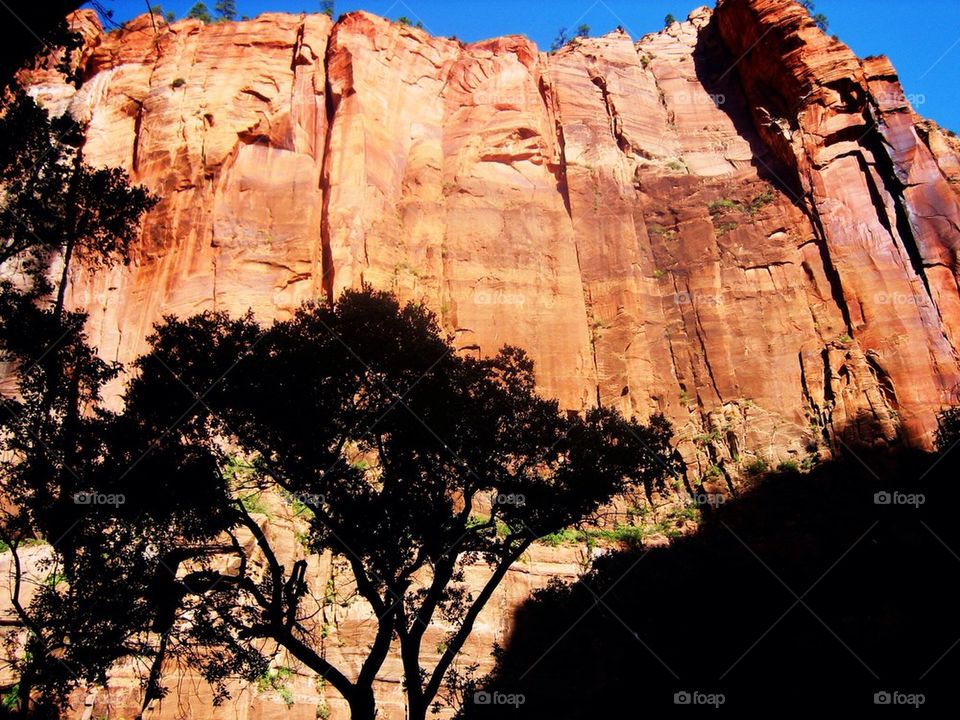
[460,447,960,715]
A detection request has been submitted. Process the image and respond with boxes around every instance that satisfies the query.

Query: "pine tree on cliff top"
[214,0,236,21]
[187,2,212,23]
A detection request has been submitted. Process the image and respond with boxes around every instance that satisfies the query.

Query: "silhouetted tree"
[319,0,334,18]
[0,61,153,717]
[0,92,155,317]
[550,27,568,51]
[664,13,677,26]
[0,1,85,85]
[550,25,591,49]
[106,287,677,719]
[0,297,242,718]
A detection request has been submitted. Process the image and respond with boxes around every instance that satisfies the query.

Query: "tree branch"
[423,541,531,705]
[274,627,355,701]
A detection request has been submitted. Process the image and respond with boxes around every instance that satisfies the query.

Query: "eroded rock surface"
[14,0,960,716]
[31,1,960,472]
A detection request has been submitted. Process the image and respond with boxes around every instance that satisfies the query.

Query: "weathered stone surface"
[44,2,960,469]
[714,0,960,447]
[13,0,960,716]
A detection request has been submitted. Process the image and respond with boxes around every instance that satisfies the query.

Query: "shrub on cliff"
[935,406,960,452]
[213,0,236,22]
[799,0,829,32]
[187,2,212,23]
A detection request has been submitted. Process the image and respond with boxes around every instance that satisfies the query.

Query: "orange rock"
[42,1,959,470]
[14,2,960,716]
[714,0,960,447]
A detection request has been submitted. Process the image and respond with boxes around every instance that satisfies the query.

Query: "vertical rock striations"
[714,0,960,447]
[28,0,960,472]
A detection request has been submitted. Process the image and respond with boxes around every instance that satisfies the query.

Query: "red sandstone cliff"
[12,0,960,717]
[25,1,960,479]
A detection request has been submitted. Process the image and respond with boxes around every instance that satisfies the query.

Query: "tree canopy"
[0,91,155,313]
[111,288,677,719]
[0,33,155,710]
[2,281,676,718]
[0,24,675,719]
[0,1,84,84]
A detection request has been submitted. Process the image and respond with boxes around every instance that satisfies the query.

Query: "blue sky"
[88,0,960,131]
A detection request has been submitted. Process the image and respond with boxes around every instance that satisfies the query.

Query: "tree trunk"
[135,630,169,720]
[54,134,86,322]
[16,635,40,715]
[420,544,530,709]
[53,235,75,321]
[347,686,377,720]
[407,698,429,720]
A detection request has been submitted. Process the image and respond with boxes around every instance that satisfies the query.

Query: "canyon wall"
[13,0,960,715]
[26,0,960,479]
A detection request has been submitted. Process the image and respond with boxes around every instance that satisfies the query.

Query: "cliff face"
[13,1,960,717]
[26,0,960,477]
